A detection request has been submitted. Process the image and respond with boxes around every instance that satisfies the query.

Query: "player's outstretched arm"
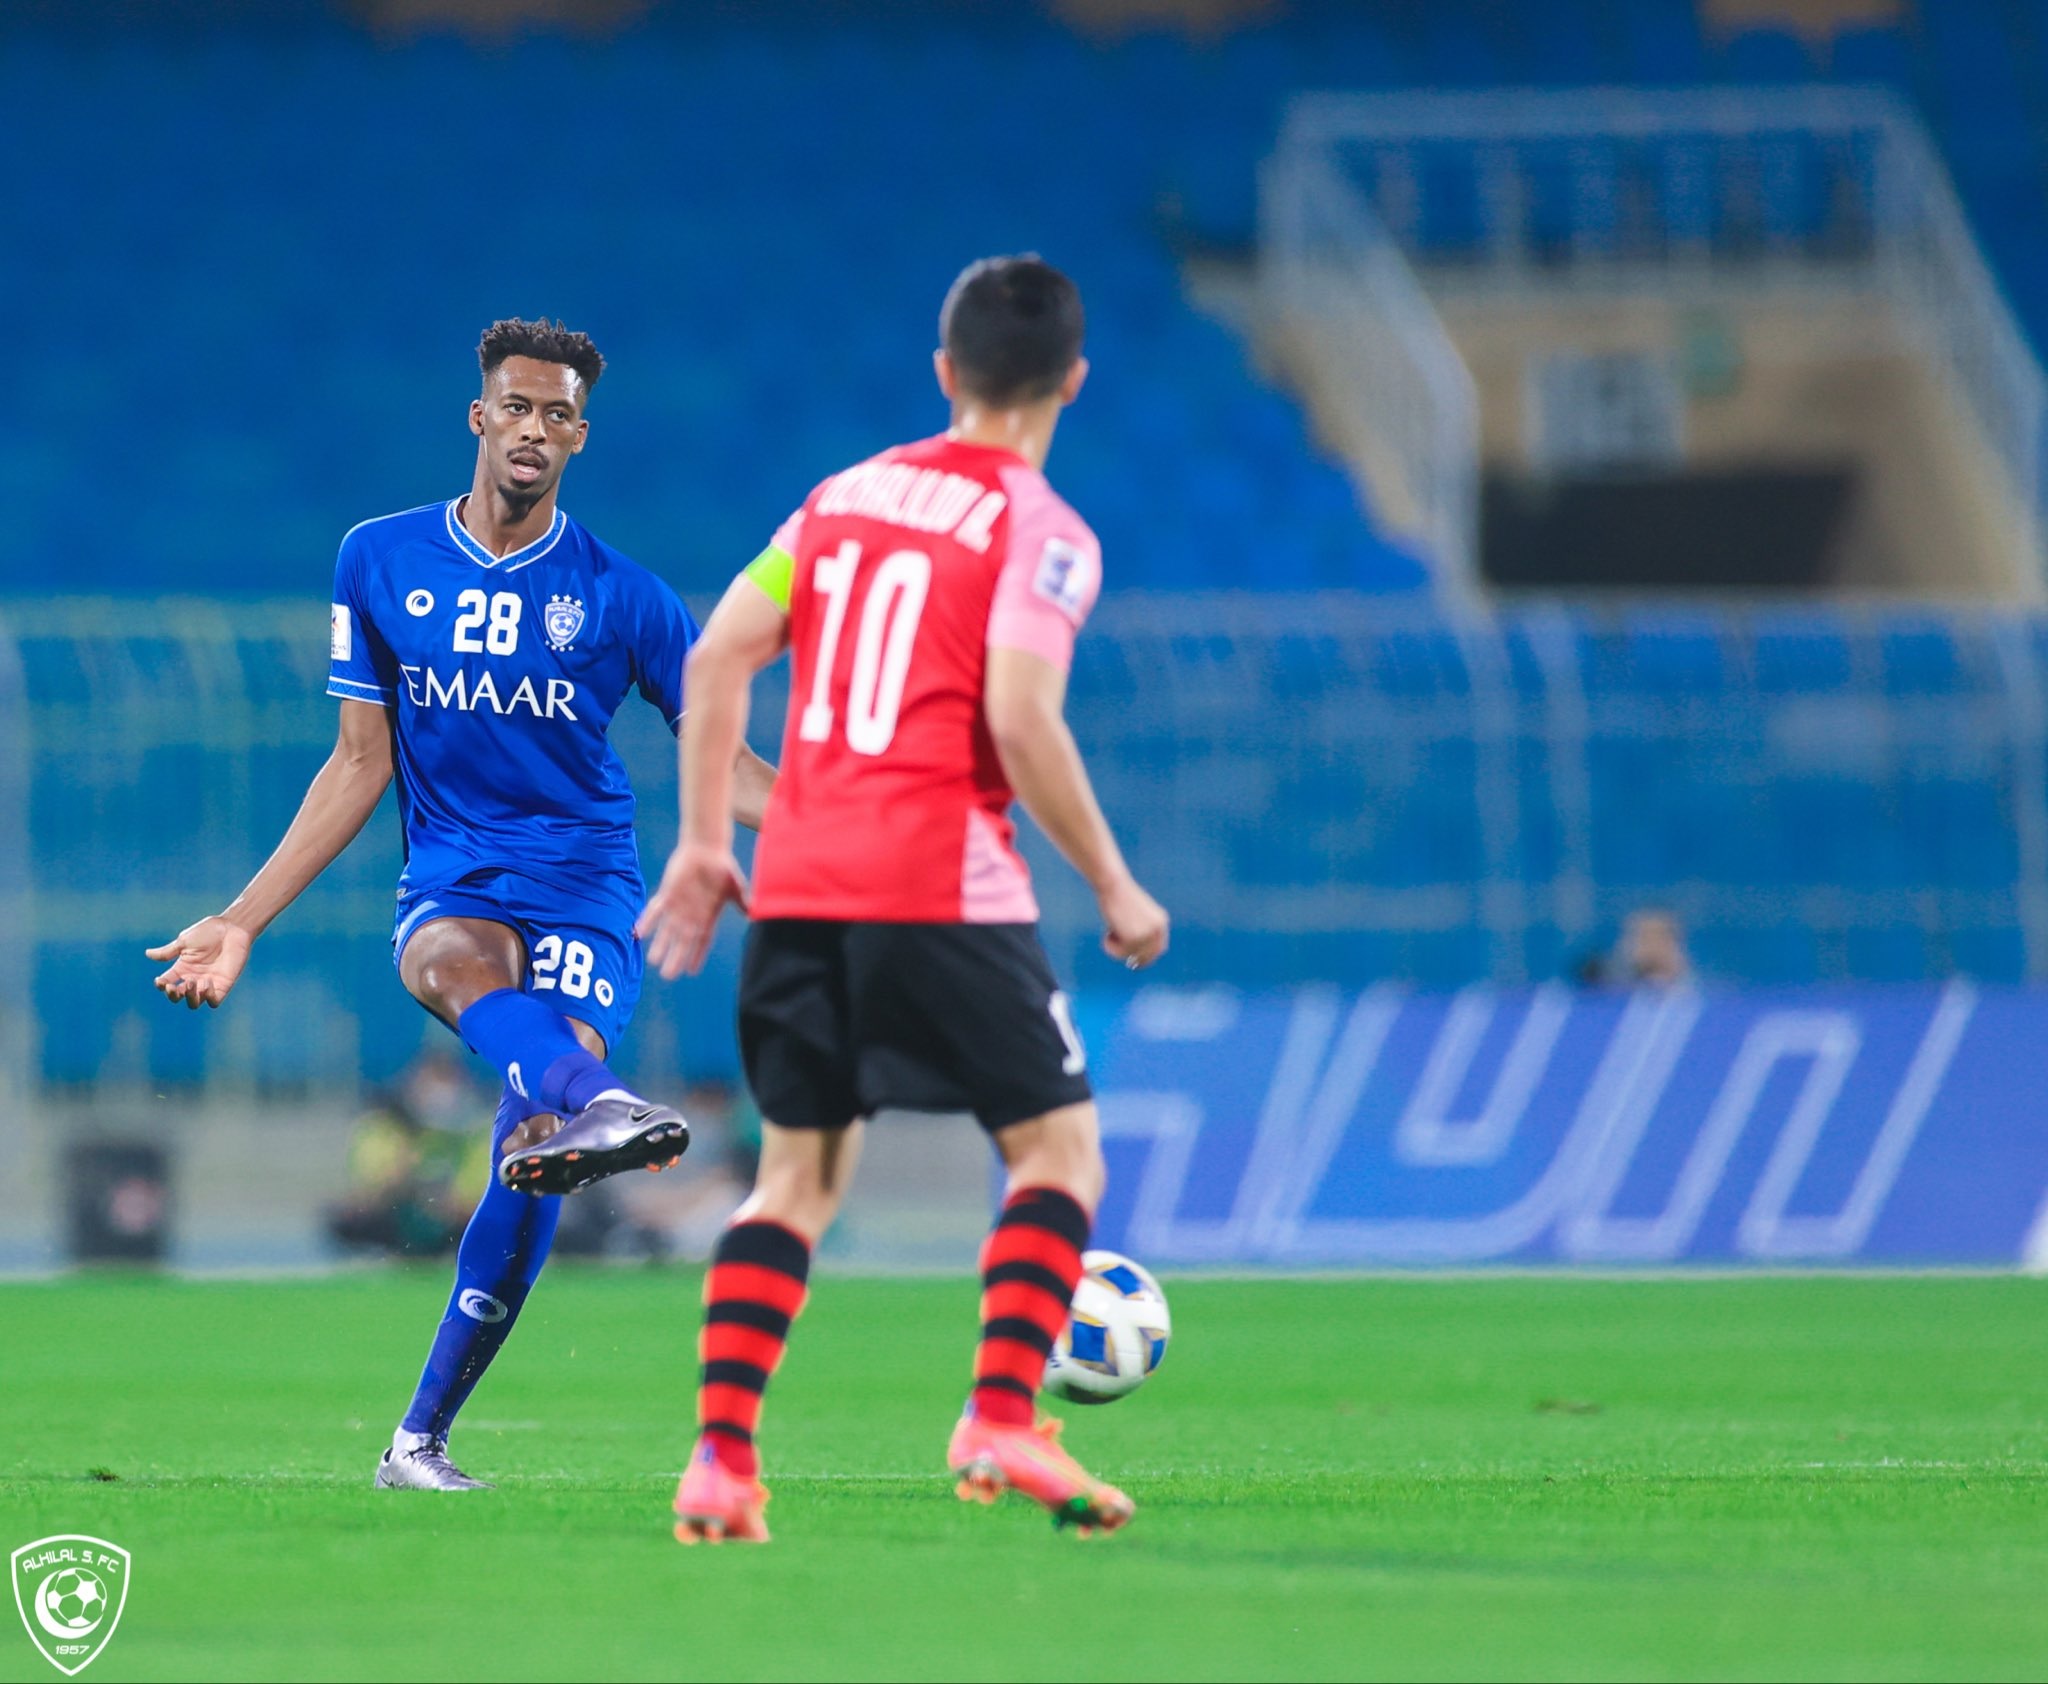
[147,699,394,1009]
[640,576,789,979]
[985,646,1169,969]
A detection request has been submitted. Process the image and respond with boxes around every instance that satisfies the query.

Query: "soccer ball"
[1043,1249,1171,1405]
[46,1568,106,1632]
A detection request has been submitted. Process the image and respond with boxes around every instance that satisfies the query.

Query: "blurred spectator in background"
[1575,907,1697,989]
[324,1049,489,1258]
[327,1055,756,1263]
[598,1080,756,1262]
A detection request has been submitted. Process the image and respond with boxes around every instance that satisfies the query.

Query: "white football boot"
[374,1428,493,1491]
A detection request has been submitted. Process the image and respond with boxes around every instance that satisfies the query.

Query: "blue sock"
[455,988,627,1117]
[399,1084,563,1438]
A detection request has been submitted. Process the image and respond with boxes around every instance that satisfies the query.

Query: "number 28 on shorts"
[531,933,615,1009]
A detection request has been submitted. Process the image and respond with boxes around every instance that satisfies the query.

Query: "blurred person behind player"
[1574,906,1696,989]
[147,319,775,1490]
[619,255,1168,1542]
[324,1047,490,1257]
[1619,908,1695,986]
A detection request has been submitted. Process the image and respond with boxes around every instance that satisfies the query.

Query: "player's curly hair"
[476,318,606,395]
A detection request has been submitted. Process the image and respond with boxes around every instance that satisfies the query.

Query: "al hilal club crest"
[13,1536,130,1676]
[544,594,586,652]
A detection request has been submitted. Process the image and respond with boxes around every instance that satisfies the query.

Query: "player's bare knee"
[743,1121,860,1243]
[998,1103,1105,1210]
[399,917,525,1020]
[738,1177,842,1246]
[1026,1143,1104,1212]
[407,956,497,1019]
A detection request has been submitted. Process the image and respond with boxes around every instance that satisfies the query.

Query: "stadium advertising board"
[1088,983,2048,1267]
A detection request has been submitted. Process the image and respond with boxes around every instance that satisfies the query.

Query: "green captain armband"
[743,545,795,613]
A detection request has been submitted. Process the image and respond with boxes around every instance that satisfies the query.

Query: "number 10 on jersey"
[798,542,931,756]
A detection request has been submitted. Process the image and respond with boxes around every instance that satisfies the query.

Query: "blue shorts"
[393,867,643,1054]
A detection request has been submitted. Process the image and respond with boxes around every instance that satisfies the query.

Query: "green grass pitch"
[3,1270,2045,1681]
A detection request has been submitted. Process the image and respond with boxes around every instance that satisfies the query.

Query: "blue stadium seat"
[1751,616,1857,691]
[1363,626,1473,697]
[1289,5,1412,88]
[1921,2,2021,101]
[1616,611,1734,695]
[1422,6,1508,89]
[1778,780,1893,888]
[1402,927,1493,988]
[1878,621,1975,695]
[1948,924,2028,982]
[1844,924,1932,983]
[1720,27,1816,86]
[1898,779,2020,889]
[1757,131,1833,247]
[1720,922,1822,984]
[1618,0,1707,86]
[1518,139,1623,264]
[1513,0,1607,84]
[1831,26,1915,91]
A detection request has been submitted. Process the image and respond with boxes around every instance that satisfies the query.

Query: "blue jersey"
[326,499,698,921]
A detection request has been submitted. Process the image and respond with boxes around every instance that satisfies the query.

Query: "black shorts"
[737,920,1093,1134]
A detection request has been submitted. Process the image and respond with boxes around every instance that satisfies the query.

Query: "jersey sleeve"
[627,570,702,733]
[740,509,805,612]
[986,468,1102,672]
[326,530,398,706]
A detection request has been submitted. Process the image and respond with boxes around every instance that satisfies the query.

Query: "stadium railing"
[1268,86,2048,581]
[8,595,2047,1100]
[1066,593,2048,992]
[1258,141,1481,592]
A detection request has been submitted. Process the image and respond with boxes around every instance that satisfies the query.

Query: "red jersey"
[744,434,1102,923]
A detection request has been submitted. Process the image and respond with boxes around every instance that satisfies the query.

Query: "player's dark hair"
[476,317,606,397]
[939,255,1084,407]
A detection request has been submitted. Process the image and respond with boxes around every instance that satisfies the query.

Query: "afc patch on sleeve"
[1032,538,1089,620]
[330,603,352,662]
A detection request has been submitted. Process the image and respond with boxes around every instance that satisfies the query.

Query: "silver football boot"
[375,1428,493,1491]
[497,1094,689,1196]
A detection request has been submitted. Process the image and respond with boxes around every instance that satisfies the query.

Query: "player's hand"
[637,842,750,980]
[146,917,254,1010]
[1098,874,1169,970]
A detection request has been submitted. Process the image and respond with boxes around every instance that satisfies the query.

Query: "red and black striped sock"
[970,1185,1091,1427]
[697,1220,811,1477]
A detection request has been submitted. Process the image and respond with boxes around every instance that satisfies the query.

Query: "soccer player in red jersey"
[632,255,1169,1541]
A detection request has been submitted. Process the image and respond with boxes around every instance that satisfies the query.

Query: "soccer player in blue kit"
[148,319,775,1489]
